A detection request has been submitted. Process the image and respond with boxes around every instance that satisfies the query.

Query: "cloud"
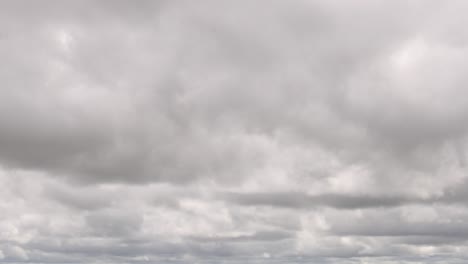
[0,0,441,185]
[221,191,420,209]
[2,0,468,263]
[85,209,143,237]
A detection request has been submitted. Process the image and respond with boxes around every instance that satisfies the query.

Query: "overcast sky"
[1,0,468,263]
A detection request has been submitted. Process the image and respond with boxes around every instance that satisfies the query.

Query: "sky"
[1,0,468,263]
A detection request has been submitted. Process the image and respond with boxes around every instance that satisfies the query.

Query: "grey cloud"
[187,230,294,243]
[45,183,115,210]
[2,0,468,263]
[396,236,468,246]
[222,184,468,210]
[85,209,143,237]
[0,0,446,185]
[334,221,468,238]
[22,236,294,262]
[0,245,28,262]
[222,191,421,209]
[325,208,468,238]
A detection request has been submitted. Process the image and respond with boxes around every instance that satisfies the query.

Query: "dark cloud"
[222,191,420,209]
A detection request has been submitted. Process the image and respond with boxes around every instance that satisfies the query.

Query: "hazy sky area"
[2,0,468,263]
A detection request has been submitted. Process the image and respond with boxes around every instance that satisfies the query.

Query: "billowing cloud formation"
[1,0,468,263]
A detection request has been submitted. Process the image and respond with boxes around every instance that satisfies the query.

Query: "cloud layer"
[1,0,468,263]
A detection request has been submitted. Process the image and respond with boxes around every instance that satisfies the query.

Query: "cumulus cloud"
[1,0,468,263]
